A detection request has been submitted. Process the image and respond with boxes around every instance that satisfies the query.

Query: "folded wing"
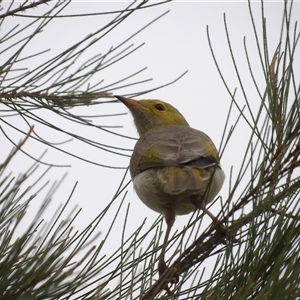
[130,125,219,178]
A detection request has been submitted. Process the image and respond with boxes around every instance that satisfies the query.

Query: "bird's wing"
[130,125,219,177]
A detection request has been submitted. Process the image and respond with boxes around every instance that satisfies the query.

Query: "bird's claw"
[158,260,167,277]
[158,261,179,294]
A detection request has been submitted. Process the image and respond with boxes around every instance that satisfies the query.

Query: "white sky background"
[1,0,300,295]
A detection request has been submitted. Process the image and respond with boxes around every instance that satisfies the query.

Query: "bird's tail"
[157,166,211,195]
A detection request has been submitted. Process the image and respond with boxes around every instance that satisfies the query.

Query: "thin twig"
[0,125,34,170]
[0,0,51,19]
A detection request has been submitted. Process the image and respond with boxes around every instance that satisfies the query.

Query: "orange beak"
[115,95,147,111]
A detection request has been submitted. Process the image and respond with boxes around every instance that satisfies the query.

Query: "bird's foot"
[213,221,240,244]
[158,260,179,294]
[203,208,239,243]
[158,259,167,277]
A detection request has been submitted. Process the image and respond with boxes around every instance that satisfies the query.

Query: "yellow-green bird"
[115,95,225,278]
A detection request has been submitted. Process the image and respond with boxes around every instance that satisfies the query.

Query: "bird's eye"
[155,103,165,111]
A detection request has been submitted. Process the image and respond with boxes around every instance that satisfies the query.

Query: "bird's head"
[115,95,189,136]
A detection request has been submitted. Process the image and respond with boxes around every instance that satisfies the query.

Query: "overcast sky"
[2,0,300,293]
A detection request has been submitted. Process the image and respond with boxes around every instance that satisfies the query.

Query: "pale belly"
[132,166,225,216]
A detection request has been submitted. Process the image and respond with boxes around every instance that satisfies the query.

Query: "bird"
[115,95,225,279]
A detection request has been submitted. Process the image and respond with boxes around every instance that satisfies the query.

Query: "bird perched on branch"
[115,95,225,279]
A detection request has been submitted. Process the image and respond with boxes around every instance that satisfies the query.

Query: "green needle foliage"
[1,0,300,299]
[0,0,183,169]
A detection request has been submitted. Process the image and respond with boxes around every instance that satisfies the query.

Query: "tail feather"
[157,166,211,195]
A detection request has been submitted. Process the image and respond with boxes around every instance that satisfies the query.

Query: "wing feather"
[130,125,219,178]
